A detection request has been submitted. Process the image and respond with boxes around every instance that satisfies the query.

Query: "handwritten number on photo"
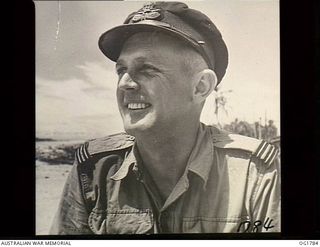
[237,217,275,232]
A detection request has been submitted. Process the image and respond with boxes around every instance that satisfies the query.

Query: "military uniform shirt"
[50,123,280,234]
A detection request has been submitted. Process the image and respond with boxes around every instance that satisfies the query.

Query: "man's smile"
[127,102,151,110]
[123,94,152,111]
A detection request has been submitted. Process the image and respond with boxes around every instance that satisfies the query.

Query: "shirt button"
[161,212,168,217]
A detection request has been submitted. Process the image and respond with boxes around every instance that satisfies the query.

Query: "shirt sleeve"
[250,155,281,232]
[49,159,93,235]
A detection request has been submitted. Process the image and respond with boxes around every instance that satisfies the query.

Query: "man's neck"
[134,121,201,200]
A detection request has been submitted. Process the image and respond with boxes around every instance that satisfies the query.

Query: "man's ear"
[193,69,217,102]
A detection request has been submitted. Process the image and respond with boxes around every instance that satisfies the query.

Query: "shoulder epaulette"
[210,127,279,166]
[75,132,135,164]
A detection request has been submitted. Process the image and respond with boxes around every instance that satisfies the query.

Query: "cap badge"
[131,2,162,23]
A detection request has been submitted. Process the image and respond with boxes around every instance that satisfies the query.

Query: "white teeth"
[128,103,149,110]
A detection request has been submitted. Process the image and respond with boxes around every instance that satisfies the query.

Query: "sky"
[35,0,280,141]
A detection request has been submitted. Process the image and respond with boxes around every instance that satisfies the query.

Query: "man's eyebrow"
[116,57,160,69]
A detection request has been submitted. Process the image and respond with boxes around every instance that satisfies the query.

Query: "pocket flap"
[89,207,154,234]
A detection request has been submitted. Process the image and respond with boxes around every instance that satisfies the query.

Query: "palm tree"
[213,89,233,128]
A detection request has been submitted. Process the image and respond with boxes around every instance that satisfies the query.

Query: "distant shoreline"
[36,137,56,142]
[36,137,85,143]
[36,140,82,164]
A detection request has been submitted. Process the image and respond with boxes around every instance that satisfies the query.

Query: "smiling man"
[50,2,280,234]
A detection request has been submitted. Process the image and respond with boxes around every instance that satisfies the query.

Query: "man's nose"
[118,73,139,91]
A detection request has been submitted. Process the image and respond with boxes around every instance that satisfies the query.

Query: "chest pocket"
[89,207,154,234]
[182,216,249,233]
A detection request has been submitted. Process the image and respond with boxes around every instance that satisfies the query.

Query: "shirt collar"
[110,123,214,187]
[186,123,214,188]
[110,143,138,181]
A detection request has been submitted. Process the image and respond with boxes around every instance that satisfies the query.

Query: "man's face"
[116,32,197,135]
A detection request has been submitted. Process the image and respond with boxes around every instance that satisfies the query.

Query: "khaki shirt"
[50,124,280,234]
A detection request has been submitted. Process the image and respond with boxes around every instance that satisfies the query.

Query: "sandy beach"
[36,160,72,235]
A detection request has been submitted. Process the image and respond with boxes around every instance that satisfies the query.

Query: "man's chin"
[123,120,155,136]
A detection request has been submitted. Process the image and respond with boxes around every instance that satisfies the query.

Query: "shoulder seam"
[209,127,279,166]
[75,133,134,164]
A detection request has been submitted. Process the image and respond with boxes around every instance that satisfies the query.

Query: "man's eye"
[116,67,127,76]
[141,68,153,73]
[139,66,158,76]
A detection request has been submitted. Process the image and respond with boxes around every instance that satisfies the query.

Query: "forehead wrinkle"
[117,55,162,72]
[117,56,146,66]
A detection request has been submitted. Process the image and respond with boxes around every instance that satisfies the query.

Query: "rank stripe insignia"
[79,145,85,162]
[253,140,279,166]
[76,147,83,163]
[82,143,91,160]
[82,143,90,160]
[265,148,279,166]
[260,144,273,160]
[254,140,268,158]
[76,144,92,164]
[263,145,275,163]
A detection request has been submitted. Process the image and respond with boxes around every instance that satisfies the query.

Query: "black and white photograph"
[35,0,281,235]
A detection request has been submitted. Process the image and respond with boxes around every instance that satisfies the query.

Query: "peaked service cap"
[98,1,228,85]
